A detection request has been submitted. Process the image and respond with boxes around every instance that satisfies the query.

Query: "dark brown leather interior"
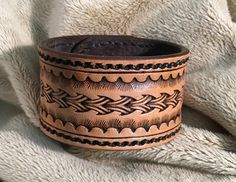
[40,35,189,58]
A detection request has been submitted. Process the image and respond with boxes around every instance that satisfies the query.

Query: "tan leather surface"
[38,35,189,150]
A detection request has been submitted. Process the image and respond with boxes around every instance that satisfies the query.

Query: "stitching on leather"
[40,120,180,147]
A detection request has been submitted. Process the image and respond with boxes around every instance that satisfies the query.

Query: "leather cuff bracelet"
[38,35,189,150]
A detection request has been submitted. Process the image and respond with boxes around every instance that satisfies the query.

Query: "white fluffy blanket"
[0,0,236,181]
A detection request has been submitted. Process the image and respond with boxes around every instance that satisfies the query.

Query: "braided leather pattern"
[40,81,183,115]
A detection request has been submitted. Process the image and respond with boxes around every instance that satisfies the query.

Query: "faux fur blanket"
[0,0,236,181]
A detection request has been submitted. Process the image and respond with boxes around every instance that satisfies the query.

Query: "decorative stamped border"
[38,51,189,71]
[40,63,186,83]
[39,107,181,134]
[40,66,185,92]
[40,120,180,147]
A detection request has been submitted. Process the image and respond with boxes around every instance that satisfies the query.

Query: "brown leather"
[38,35,190,150]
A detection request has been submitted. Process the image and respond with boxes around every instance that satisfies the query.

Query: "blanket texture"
[0,0,236,181]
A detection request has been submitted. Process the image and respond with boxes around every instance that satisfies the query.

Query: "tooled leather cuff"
[38,35,190,150]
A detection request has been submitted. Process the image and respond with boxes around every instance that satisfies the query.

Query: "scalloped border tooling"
[38,51,188,70]
[40,63,185,83]
[40,120,181,147]
[40,81,183,115]
[40,66,185,91]
[39,107,181,133]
